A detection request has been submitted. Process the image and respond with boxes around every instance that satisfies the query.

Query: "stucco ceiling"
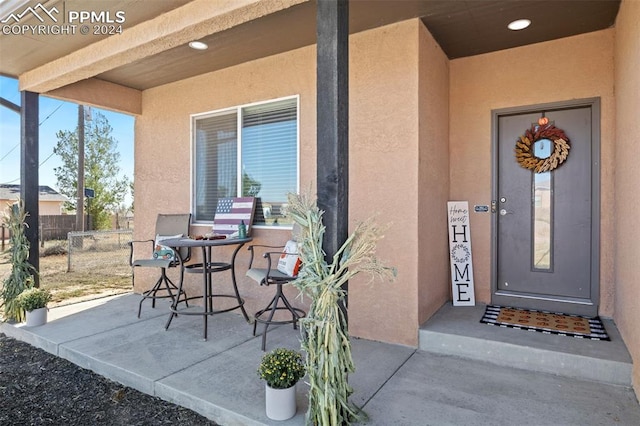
[0,0,621,92]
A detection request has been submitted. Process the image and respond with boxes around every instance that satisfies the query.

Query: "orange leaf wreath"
[514,123,570,173]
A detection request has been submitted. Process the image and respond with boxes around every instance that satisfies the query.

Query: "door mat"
[480,305,609,340]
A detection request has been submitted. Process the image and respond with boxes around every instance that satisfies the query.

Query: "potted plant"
[16,287,51,327]
[287,192,395,425]
[257,347,305,420]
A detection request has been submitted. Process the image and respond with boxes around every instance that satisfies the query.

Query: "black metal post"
[20,90,40,286]
[316,0,349,312]
[76,105,85,232]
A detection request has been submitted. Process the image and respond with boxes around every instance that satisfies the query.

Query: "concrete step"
[419,303,633,387]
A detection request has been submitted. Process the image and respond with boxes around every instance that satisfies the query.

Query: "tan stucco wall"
[450,29,616,314]
[135,21,426,345]
[348,21,422,346]
[614,0,640,399]
[417,23,450,324]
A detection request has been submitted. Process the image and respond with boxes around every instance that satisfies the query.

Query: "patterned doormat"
[480,305,610,340]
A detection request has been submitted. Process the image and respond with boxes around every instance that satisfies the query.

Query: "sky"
[0,75,135,206]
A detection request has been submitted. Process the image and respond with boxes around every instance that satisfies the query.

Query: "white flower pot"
[265,383,297,421]
[25,307,47,327]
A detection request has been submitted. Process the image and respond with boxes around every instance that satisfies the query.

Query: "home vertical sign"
[447,201,476,306]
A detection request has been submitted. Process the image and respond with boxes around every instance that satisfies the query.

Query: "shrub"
[42,244,67,257]
[16,287,51,311]
[257,348,305,389]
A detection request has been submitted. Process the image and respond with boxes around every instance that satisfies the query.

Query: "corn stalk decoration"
[287,192,395,426]
[1,199,36,322]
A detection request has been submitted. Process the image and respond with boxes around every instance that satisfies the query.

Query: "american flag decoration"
[212,197,256,236]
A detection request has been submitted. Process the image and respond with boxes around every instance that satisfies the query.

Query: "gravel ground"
[0,334,219,425]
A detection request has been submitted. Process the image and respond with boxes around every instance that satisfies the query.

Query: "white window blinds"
[193,97,298,225]
[194,111,237,221]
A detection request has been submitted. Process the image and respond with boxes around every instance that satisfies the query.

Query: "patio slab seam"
[149,330,269,385]
[59,344,157,395]
[359,347,417,411]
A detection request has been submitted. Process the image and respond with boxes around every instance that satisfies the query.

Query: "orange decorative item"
[538,116,549,126]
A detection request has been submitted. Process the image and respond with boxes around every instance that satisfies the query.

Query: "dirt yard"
[0,239,132,309]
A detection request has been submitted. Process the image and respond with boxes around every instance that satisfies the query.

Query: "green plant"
[1,199,37,322]
[287,192,395,426]
[257,348,305,390]
[16,287,51,311]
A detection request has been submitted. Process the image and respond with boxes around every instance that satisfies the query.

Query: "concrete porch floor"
[1,293,639,425]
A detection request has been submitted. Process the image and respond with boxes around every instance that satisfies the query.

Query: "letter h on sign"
[451,225,468,243]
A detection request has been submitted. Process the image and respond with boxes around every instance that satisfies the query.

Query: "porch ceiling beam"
[46,78,142,116]
[19,0,308,94]
[0,96,20,114]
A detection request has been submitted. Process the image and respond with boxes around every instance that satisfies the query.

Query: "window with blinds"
[192,97,299,226]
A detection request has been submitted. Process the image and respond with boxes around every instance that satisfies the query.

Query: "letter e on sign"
[447,201,475,306]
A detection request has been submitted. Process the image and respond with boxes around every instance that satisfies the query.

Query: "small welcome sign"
[447,201,475,306]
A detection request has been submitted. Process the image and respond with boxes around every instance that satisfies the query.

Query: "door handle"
[499,209,511,216]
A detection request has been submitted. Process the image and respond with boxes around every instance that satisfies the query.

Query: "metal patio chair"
[246,231,305,351]
[129,213,191,318]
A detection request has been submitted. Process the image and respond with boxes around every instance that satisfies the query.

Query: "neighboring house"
[1,0,638,398]
[0,184,68,216]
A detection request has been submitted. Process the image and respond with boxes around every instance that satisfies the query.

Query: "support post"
[20,91,40,286]
[76,105,85,232]
[316,0,349,311]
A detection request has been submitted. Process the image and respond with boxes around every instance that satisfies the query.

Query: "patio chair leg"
[253,283,306,351]
[281,291,303,329]
[137,268,188,318]
[261,298,279,352]
[138,275,163,318]
[165,312,175,330]
[165,275,189,308]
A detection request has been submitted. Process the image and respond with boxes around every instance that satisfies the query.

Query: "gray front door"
[492,99,600,316]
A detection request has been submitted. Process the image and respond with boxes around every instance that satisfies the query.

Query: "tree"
[54,110,130,230]
[128,180,135,213]
[242,172,261,197]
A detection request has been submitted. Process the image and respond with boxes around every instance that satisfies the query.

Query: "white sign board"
[447,201,476,306]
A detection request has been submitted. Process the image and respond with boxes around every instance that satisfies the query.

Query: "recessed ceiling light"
[508,19,531,31]
[189,41,208,50]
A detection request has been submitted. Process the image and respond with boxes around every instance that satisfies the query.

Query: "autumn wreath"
[514,122,570,173]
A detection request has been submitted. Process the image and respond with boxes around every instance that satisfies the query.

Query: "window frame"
[190,95,300,228]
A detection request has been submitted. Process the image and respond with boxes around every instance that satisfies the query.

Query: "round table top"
[160,236,252,248]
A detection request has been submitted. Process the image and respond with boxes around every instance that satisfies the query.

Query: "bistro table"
[161,236,252,340]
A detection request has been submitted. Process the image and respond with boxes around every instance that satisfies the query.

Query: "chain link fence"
[67,230,133,274]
